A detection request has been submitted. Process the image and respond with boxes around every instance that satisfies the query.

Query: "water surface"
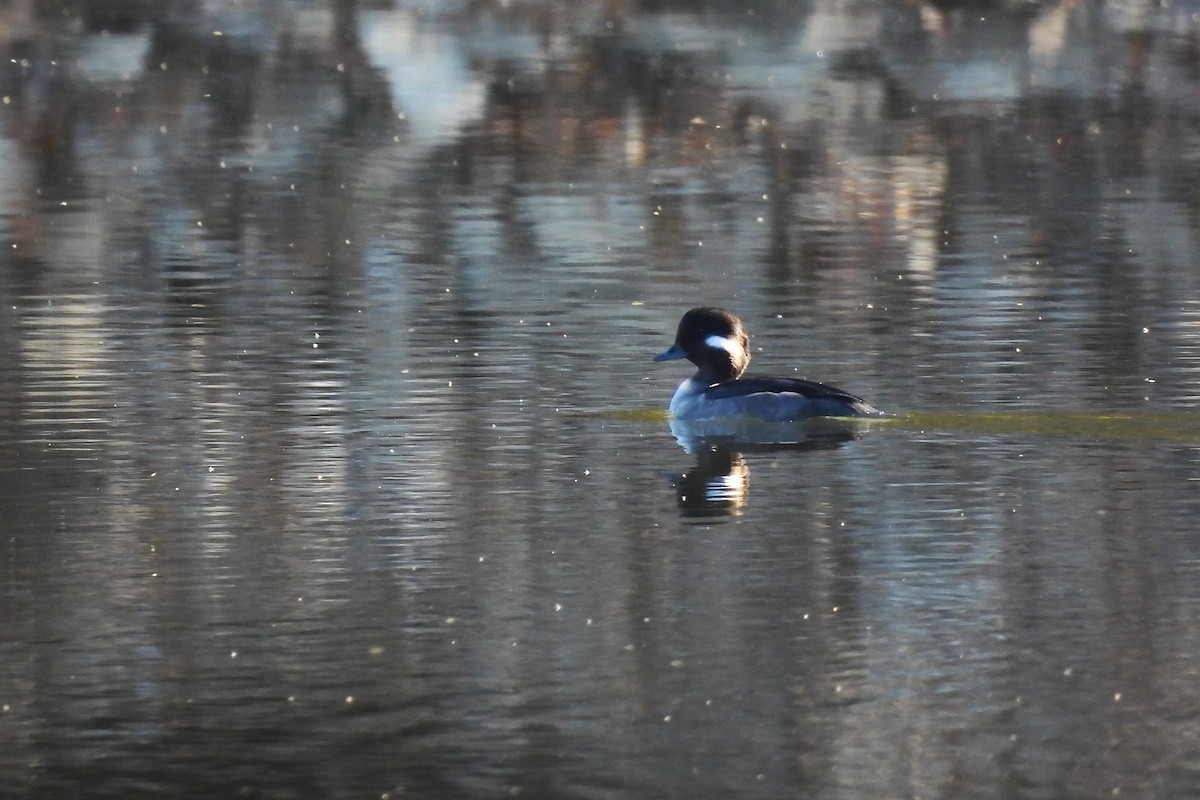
[2,1,1200,798]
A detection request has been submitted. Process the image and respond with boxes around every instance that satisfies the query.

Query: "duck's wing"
[705,375,882,414]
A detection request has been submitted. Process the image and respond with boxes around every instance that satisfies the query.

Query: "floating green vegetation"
[891,410,1200,442]
[605,408,671,424]
[605,408,1200,442]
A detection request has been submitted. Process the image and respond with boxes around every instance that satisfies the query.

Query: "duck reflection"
[668,417,860,519]
[673,445,751,519]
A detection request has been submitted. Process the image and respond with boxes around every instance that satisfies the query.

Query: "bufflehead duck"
[654,307,882,421]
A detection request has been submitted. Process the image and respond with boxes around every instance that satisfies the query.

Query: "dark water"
[3,1,1200,798]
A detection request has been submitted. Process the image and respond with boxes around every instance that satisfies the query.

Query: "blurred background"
[1,1,1199,798]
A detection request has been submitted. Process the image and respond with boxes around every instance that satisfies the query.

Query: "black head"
[654,307,750,382]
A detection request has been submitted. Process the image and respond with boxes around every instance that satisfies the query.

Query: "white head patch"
[705,334,740,357]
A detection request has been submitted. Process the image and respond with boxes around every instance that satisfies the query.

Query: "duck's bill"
[654,343,687,362]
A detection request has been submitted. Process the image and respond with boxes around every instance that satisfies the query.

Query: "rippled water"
[3,1,1200,798]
